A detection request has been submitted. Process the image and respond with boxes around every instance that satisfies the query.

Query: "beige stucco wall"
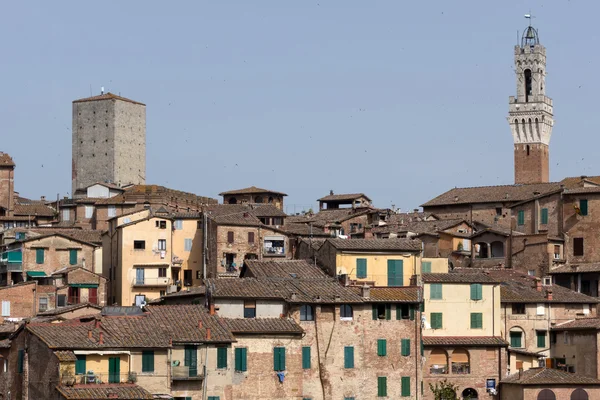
[508,352,538,374]
[424,283,502,336]
[336,252,419,286]
[130,350,169,394]
[171,345,231,400]
[172,218,203,286]
[421,257,449,273]
[215,299,285,319]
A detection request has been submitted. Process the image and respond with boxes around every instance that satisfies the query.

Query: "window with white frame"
[84,205,94,219]
[158,239,167,251]
[174,220,183,230]
[108,205,116,218]
[62,209,70,221]
[39,297,48,312]
[536,303,545,316]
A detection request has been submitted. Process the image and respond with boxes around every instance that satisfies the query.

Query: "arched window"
[462,388,478,399]
[255,196,263,204]
[427,349,448,374]
[228,197,237,204]
[538,389,556,400]
[340,304,353,319]
[527,145,530,156]
[515,119,521,140]
[571,388,589,400]
[529,119,533,141]
[535,118,540,139]
[268,196,274,204]
[452,348,470,374]
[300,305,314,321]
[525,69,532,101]
[475,242,489,258]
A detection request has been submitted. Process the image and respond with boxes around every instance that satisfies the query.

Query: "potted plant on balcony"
[128,371,138,383]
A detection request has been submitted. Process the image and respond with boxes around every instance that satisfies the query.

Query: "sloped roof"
[280,223,329,237]
[423,336,508,346]
[72,92,146,106]
[20,228,103,245]
[13,202,55,217]
[300,238,327,251]
[219,186,287,196]
[502,367,600,385]
[0,152,15,167]
[38,303,102,316]
[56,384,154,399]
[348,286,421,302]
[242,260,328,279]
[550,263,600,274]
[318,193,371,202]
[326,238,421,252]
[422,273,498,284]
[552,318,600,331]
[54,350,77,362]
[220,318,303,334]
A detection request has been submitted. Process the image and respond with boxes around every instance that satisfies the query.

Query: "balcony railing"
[451,363,470,374]
[172,365,202,380]
[69,372,136,385]
[263,247,285,257]
[132,277,171,287]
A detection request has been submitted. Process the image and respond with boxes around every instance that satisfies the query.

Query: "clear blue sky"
[2,1,598,214]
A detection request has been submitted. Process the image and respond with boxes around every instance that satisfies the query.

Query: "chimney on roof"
[63,196,68,200]
[243,212,249,218]
[95,319,101,330]
[291,292,297,301]
[206,328,211,341]
[546,289,553,301]
[40,196,46,202]
[330,190,334,196]
[360,284,370,299]
[209,303,215,316]
[99,331,104,344]
[198,320,203,329]
[533,278,542,292]
[169,337,173,346]
[413,209,419,213]
[88,330,92,340]
[519,368,523,380]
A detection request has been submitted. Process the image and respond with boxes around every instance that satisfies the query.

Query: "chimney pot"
[88,330,92,339]
[198,320,203,329]
[206,328,211,340]
[546,289,553,300]
[360,284,370,299]
[534,278,542,292]
[40,195,46,201]
[330,190,334,196]
[99,331,104,344]
[209,303,215,316]
[291,292,297,301]
[95,319,101,329]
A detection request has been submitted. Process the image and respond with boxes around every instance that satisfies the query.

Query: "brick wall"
[0,282,37,322]
[0,165,14,217]
[514,143,549,184]
[21,236,97,279]
[563,193,600,264]
[424,204,512,228]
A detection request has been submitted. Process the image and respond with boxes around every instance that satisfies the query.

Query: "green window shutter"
[580,199,588,216]
[420,340,424,356]
[36,248,44,264]
[356,258,367,278]
[372,304,378,320]
[217,347,227,369]
[470,284,482,300]
[510,332,522,348]
[518,210,525,225]
[69,249,77,265]
[430,284,442,299]
[75,355,86,375]
[273,347,285,371]
[421,381,424,396]
[470,313,483,329]
[431,313,443,329]
[395,305,401,320]
[387,260,404,286]
[377,339,387,356]
[302,346,311,369]
[537,331,546,348]
[208,397,220,400]
[142,351,154,372]
[18,350,24,373]
[409,305,415,321]
[401,339,411,356]
[385,304,391,320]
[541,208,549,224]
[377,376,387,397]
[401,376,411,397]
[420,302,425,312]
[235,348,247,371]
[422,261,432,273]
[344,346,354,368]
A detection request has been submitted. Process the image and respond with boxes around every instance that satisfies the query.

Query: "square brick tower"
[72,92,146,195]
[507,24,554,184]
[0,152,15,217]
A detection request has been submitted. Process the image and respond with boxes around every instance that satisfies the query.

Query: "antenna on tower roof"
[101,86,105,95]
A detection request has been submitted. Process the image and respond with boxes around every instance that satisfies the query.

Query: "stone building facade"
[0,153,14,218]
[219,186,287,211]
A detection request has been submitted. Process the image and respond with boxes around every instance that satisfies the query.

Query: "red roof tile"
[502,367,600,385]
[552,318,600,330]
[318,193,371,202]
[56,384,154,399]
[219,186,287,196]
[423,336,508,346]
[242,260,328,279]
[326,238,421,252]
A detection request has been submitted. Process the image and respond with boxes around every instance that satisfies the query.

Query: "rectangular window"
[422,261,432,273]
[344,346,354,368]
[75,355,86,375]
[235,348,247,372]
[39,297,48,312]
[85,205,94,219]
[510,331,522,348]
[156,220,167,229]
[528,269,536,276]
[158,239,167,251]
[401,339,411,356]
[217,347,227,369]
[184,238,193,251]
[273,347,286,371]
[541,208,548,224]
[302,346,311,369]
[244,300,256,318]
[174,220,183,230]
[69,249,78,265]
[17,350,24,373]
[580,199,588,216]
[227,231,234,244]
[142,351,154,372]
[387,259,403,286]
[430,312,443,329]
[62,209,70,221]
[470,313,483,329]
[107,205,116,218]
[133,240,145,250]
[430,283,443,299]
[377,339,387,356]
[208,397,220,400]
[57,294,66,307]
[512,303,526,314]
[248,232,255,244]
[396,304,410,320]
[496,207,502,216]
[1,301,10,317]
[574,238,584,256]
[36,248,44,264]
[537,331,546,348]
[517,210,525,225]
[470,283,482,301]
[377,376,387,397]
[373,304,391,320]
[158,268,167,278]
[401,376,411,397]
[356,258,367,279]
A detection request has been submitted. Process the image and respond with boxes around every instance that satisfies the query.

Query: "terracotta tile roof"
[162,286,206,298]
[422,273,498,284]
[421,182,561,207]
[249,205,287,218]
[508,347,543,357]
[372,219,467,236]
[0,152,15,167]
[423,336,508,346]
[501,367,600,385]
[289,209,372,228]
[564,187,600,194]
[300,238,327,251]
[242,260,328,279]
[281,223,329,237]
[552,318,600,331]
[220,318,303,334]
[219,186,287,196]
[550,263,600,274]
[318,193,371,202]
[54,350,77,362]
[499,279,598,304]
[94,184,217,206]
[56,384,154,399]
[212,212,262,227]
[326,238,421,252]
[0,323,17,334]
[348,286,421,302]
[13,202,55,217]
[559,175,600,188]
[0,339,11,348]
[72,92,146,106]
[38,303,102,316]
[22,228,103,245]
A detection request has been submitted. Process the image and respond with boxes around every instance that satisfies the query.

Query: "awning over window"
[26,271,47,278]
[69,283,99,288]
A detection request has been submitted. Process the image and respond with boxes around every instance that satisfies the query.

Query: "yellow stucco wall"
[509,352,538,374]
[421,257,448,274]
[74,353,130,383]
[424,282,502,337]
[336,252,418,286]
[172,218,203,286]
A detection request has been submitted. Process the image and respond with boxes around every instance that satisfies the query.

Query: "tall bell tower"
[508,23,554,184]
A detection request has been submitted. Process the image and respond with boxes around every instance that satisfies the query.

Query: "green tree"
[429,379,459,400]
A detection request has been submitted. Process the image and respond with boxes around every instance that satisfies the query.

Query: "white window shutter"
[2,301,10,317]
[583,304,590,315]
[536,303,545,316]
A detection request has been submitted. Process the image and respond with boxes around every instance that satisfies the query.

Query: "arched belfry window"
[527,145,530,156]
[525,69,532,101]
